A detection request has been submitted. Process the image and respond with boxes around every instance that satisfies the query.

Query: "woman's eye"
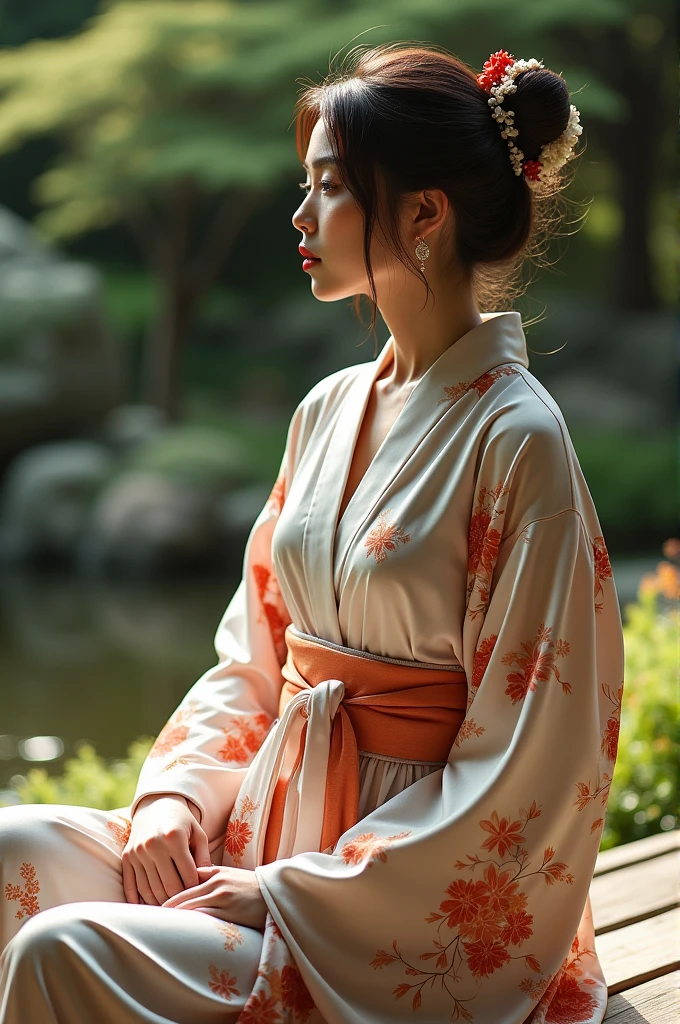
[298,181,336,193]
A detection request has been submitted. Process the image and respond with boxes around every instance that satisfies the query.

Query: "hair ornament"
[477,49,582,188]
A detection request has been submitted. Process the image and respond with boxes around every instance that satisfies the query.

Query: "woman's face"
[292,118,402,302]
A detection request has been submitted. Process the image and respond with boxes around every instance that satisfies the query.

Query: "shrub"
[601,540,679,850]
[5,737,154,810]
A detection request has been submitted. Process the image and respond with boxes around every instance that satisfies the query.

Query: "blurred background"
[0,0,676,850]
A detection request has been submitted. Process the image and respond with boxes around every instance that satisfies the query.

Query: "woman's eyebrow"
[301,156,338,170]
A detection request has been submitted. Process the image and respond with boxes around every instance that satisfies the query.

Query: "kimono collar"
[372,310,529,393]
[304,310,530,642]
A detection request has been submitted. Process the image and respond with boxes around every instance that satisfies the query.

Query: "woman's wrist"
[132,793,189,817]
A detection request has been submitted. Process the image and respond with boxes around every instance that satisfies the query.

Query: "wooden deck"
[592,829,679,1021]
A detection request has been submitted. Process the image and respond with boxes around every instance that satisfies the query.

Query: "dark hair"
[293,42,585,336]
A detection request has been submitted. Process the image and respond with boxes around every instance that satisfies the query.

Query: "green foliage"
[602,556,679,849]
[5,737,154,810]
[571,430,677,550]
[118,423,253,489]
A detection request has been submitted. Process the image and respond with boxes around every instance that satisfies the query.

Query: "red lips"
[299,244,320,260]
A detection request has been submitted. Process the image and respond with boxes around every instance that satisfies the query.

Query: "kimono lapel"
[302,311,529,642]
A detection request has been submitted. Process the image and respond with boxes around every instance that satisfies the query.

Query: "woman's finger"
[172,842,205,891]
[129,857,160,906]
[154,853,188,901]
[166,893,226,913]
[121,856,139,904]
[137,852,170,906]
[163,878,215,909]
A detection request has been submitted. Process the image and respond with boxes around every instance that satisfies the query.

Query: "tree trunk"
[558,20,670,310]
[128,182,268,419]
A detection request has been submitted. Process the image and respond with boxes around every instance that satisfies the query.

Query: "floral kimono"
[0,310,624,1024]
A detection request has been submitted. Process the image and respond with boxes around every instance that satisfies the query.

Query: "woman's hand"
[122,794,212,906]
[162,865,268,931]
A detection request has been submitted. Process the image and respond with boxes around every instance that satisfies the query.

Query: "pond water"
[0,556,658,793]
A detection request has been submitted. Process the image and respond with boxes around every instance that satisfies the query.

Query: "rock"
[0,441,114,562]
[81,471,221,575]
[101,404,168,453]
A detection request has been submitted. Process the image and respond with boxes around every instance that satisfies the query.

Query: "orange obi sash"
[262,624,468,863]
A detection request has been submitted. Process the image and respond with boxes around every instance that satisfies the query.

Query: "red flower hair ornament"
[477,49,582,187]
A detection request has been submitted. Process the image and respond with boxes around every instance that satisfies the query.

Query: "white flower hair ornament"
[477,50,582,189]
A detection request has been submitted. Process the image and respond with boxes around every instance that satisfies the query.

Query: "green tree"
[384,0,674,310]
[0,0,670,416]
[0,0,372,416]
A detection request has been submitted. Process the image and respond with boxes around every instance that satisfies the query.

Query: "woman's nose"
[292,199,314,233]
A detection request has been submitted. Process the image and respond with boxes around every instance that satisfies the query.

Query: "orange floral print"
[252,563,292,665]
[590,818,604,834]
[160,755,191,772]
[574,770,612,812]
[364,509,411,563]
[592,535,613,614]
[600,682,623,762]
[224,795,259,867]
[239,990,281,1023]
[4,862,41,920]
[371,799,576,1020]
[527,935,599,1023]
[106,815,131,847]
[217,712,272,766]
[479,811,525,858]
[439,366,520,407]
[468,634,497,710]
[340,831,411,866]
[218,921,244,952]
[267,471,286,517]
[466,482,509,620]
[240,915,317,1023]
[148,701,200,759]
[501,623,572,705]
[208,964,241,1000]
[454,717,485,746]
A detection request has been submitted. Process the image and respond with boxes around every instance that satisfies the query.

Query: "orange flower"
[106,816,131,847]
[252,562,291,663]
[208,965,240,1000]
[364,509,411,563]
[600,716,620,762]
[477,864,525,920]
[471,634,497,693]
[218,921,244,952]
[224,818,254,860]
[281,964,316,1016]
[238,990,282,1024]
[267,472,286,516]
[439,878,486,928]
[544,971,597,1023]
[463,937,511,978]
[592,535,613,611]
[4,862,41,919]
[502,623,571,704]
[500,909,533,947]
[340,831,410,866]
[479,811,525,857]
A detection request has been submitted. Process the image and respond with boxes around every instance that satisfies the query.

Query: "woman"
[0,44,624,1023]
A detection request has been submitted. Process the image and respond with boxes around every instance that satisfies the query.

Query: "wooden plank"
[595,831,679,877]
[604,972,679,1023]
[590,849,680,933]
[598,908,680,995]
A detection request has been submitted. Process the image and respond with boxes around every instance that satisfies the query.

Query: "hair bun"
[509,68,571,163]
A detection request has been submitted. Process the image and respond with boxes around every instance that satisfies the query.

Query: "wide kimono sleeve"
[129,403,304,841]
[254,482,625,1022]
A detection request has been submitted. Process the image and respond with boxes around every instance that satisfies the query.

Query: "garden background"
[0,0,677,852]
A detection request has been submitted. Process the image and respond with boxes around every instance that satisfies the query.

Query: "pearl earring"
[415,235,430,274]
